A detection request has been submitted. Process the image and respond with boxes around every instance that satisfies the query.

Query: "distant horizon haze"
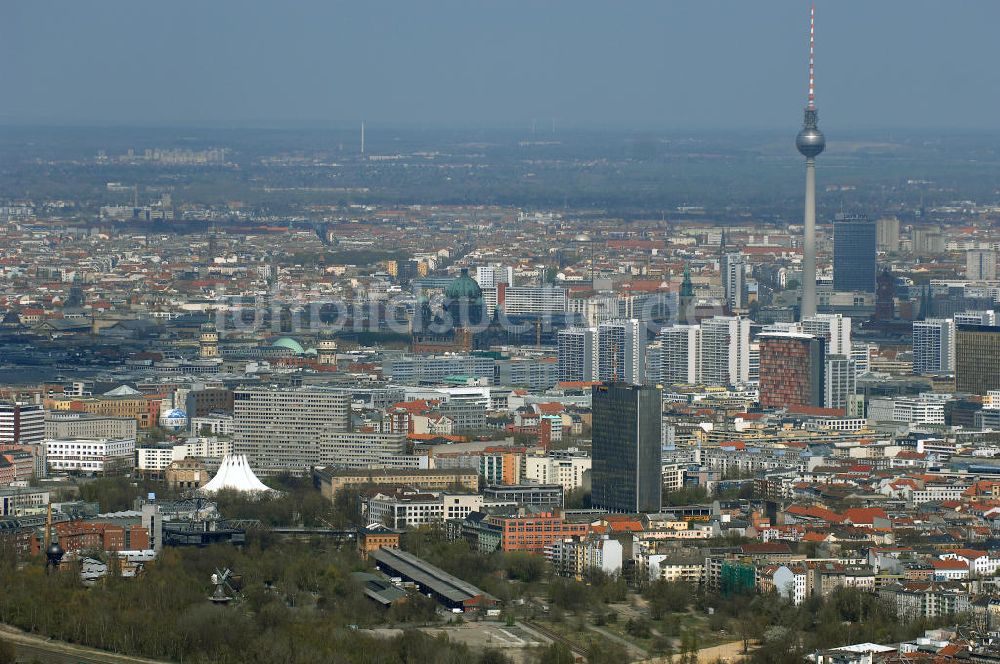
[3,1,999,131]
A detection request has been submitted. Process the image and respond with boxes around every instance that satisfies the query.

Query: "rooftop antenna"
[807,3,816,110]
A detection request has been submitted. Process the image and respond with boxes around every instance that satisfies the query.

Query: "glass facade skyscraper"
[956,324,1000,395]
[833,214,877,293]
[591,383,662,513]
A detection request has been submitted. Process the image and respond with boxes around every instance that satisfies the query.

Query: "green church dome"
[445,268,483,301]
[271,336,305,354]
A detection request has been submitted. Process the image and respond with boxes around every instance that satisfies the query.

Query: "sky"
[3,1,999,131]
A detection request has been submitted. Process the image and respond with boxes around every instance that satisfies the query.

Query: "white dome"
[159,408,188,430]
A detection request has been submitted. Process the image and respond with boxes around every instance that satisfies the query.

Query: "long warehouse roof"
[370,547,497,605]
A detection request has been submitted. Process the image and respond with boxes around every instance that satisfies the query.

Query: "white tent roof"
[104,384,142,397]
[199,454,275,495]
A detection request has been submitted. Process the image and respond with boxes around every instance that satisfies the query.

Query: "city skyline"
[4,3,1000,663]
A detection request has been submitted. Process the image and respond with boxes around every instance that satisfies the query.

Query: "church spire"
[680,263,694,297]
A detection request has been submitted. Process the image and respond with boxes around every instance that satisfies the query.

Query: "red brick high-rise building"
[759,333,825,409]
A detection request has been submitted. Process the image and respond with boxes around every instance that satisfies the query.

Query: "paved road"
[0,624,166,664]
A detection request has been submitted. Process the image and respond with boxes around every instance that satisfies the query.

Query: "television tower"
[796,4,825,319]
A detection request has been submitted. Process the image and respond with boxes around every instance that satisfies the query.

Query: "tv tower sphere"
[796,118,825,159]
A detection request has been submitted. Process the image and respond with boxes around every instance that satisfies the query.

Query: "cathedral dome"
[444,268,483,301]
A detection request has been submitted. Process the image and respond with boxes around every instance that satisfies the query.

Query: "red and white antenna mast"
[807,4,816,109]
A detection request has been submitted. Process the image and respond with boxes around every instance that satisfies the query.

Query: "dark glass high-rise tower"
[956,324,1000,395]
[591,383,662,513]
[833,214,877,293]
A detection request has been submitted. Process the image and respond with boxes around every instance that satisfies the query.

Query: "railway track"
[521,619,591,659]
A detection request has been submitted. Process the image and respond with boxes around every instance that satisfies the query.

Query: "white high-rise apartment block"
[876,217,900,252]
[967,249,997,280]
[597,319,645,384]
[557,327,598,382]
[475,265,514,289]
[659,325,700,385]
[912,319,955,375]
[801,313,852,356]
[233,386,351,474]
[955,310,997,327]
[699,316,751,387]
[721,253,747,311]
[824,354,857,412]
[499,286,567,315]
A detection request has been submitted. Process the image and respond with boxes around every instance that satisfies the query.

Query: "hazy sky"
[3,1,999,131]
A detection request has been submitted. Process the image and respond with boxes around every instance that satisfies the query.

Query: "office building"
[721,252,747,311]
[967,250,997,281]
[699,316,751,387]
[367,491,507,530]
[318,431,407,469]
[801,313,851,356]
[521,452,591,491]
[46,438,136,473]
[45,412,137,441]
[758,333,825,409]
[852,343,875,376]
[0,402,46,479]
[0,402,45,447]
[833,214,877,293]
[317,468,480,501]
[383,354,494,383]
[591,383,662,513]
[184,387,234,418]
[824,354,856,412]
[557,327,598,382]
[487,510,590,555]
[233,386,351,474]
[912,319,955,375]
[955,310,997,327]
[494,358,559,390]
[956,325,1000,395]
[137,438,232,477]
[659,325,700,385]
[597,319,645,385]
[876,217,900,252]
[483,483,564,509]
